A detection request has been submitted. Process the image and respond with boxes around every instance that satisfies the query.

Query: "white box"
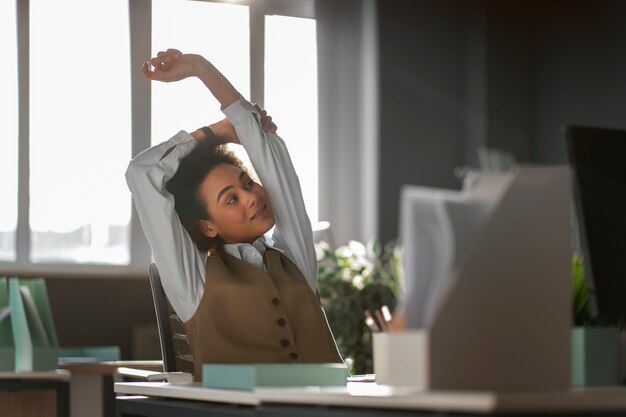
[380,167,573,392]
[373,331,427,388]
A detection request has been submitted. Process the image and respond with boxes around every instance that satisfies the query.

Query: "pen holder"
[572,326,620,387]
[373,331,427,388]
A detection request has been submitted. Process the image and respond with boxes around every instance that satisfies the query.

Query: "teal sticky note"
[202,363,349,390]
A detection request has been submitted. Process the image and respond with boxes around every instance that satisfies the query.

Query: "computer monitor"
[565,125,626,322]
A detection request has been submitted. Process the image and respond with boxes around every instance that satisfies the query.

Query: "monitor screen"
[565,125,626,321]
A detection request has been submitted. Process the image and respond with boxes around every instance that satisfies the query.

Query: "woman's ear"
[199,220,219,238]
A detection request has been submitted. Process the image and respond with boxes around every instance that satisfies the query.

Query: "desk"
[0,370,70,417]
[61,360,163,417]
[115,381,626,417]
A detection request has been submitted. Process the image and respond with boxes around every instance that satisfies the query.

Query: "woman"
[126,49,343,380]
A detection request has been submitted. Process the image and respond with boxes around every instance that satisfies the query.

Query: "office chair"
[147,263,195,377]
[115,264,194,383]
[313,221,335,248]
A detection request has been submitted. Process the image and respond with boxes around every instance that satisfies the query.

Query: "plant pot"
[571,326,620,387]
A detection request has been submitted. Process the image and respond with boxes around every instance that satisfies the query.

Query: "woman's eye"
[227,195,237,205]
[246,180,254,189]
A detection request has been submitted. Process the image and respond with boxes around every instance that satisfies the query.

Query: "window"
[29,0,131,265]
[2,0,317,275]
[151,1,250,144]
[0,0,18,262]
[265,15,318,222]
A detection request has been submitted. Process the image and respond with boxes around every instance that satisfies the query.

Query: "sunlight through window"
[6,0,319,271]
[265,15,318,222]
[29,0,131,264]
[0,0,18,261]
[151,0,250,144]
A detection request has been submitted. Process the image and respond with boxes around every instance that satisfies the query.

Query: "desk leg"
[57,380,70,417]
[70,374,103,417]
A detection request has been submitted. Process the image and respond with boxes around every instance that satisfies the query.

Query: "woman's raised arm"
[143,48,240,109]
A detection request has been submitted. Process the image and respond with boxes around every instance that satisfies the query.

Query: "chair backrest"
[312,221,335,248]
[147,263,194,376]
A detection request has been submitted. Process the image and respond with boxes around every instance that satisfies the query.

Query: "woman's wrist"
[208,121,231,144]
[199,126,215,141]
[190,125,216,142]
[210,119,241,145]
[192,54,210,78]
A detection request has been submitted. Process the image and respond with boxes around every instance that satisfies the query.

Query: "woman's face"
[198,163,275,244]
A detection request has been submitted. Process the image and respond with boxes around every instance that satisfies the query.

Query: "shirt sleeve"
[222,98,318,293]
[125,131,207,323]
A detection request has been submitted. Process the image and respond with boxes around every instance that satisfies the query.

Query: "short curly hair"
[165,137,248,254]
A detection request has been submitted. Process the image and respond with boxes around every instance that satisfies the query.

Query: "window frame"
[1,0,315,278]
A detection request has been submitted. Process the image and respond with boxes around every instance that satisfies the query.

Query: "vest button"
[280,338,290,347]
[272,297,280,306]
[288,352,299,360]
[277,318,287,327]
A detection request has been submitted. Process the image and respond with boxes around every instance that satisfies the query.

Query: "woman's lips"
[251,204,268,220]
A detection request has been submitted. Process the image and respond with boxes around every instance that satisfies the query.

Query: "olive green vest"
[184,249,343,380]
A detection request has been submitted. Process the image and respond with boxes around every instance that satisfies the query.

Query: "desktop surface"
[115,380,626,415]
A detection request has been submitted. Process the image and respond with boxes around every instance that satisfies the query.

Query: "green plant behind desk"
[572,252,590,326]
[316,240,403,375]
[572,252,625,328]
[571,252,624,386]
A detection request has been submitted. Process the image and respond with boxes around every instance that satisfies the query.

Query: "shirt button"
[272,297,280,306]
[288,352,299,360]
[277,318,287,327]
[280,338,290,347]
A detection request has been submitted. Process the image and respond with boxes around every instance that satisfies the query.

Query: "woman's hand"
[253,104,278,134]
[142,49,201,83]
[143,47,240,108]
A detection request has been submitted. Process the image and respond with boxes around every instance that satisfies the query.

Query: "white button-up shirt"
[125,97,317,322]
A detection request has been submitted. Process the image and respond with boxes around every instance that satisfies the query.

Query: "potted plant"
[316,239,403,375]
[571,252,624,386]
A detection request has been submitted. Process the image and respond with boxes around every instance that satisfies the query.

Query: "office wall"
[376,0,626,242]
[377,0,469,243]
[316,0,380,246]
[530,0,626,163]
[45,277,158,360]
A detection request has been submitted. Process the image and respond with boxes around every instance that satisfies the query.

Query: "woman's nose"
[242,189,258,208]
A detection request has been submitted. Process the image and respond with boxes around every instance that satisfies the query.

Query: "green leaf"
[316,237,403,373]
[572,252,590,326]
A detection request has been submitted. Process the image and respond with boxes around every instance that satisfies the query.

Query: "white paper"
[399,172,512,328]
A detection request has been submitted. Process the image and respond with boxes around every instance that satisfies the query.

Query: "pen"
[364,310,380,332]
[381,305,393,328]
[374,308,392,332]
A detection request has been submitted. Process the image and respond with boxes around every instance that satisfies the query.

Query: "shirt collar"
[222,236,283,270]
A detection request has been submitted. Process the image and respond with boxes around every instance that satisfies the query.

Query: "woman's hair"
[165,137,248,254]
